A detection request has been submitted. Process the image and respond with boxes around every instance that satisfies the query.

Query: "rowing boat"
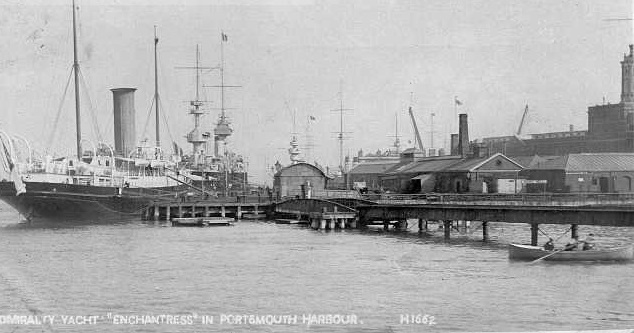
[508,243,634,261]
[171,217,233,227]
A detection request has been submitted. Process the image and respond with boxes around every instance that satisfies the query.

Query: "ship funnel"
[111,88,137,157]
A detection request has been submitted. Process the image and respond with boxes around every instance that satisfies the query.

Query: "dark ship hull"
[0,180,183,221]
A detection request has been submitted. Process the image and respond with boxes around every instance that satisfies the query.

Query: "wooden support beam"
[571,224,578,240]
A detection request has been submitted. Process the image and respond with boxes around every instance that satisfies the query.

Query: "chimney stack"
[450,134,459,155]
[458,113,470,157]
[112,88,137,157]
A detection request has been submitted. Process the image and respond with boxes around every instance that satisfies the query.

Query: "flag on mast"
[222,32,228,42]
[454,97,462,106]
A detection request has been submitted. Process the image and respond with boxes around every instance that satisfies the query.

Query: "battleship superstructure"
[180,36,247,197]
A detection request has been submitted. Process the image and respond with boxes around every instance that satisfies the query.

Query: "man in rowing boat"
[543,238,555,251]
[580,234,595,251]
[564,239,578,251]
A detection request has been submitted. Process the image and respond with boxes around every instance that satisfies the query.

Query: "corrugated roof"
[526,153,634,171]
[384,157,462,175]
[349,161,399,174]
[566,153,634,172]
[400,158,462,173]
[442,153,524,172]
[443,157,488,172]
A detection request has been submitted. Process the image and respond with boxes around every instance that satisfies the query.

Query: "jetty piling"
[443,220,451,240]
[571,224,578,240]
[531,223,539,246]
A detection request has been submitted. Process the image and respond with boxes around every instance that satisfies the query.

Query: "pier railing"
[361,193,634,207]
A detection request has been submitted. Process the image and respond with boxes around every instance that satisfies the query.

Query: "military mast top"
[207,32,240,157]
[185,45,210,165]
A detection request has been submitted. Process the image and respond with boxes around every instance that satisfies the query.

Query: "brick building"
[481,45,634,156]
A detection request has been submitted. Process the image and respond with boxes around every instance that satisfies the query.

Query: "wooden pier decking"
[143,199,271,221]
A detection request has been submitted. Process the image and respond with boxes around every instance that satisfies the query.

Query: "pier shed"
[348,161,399,191]
[521,153,634,193]
[380,156,462,193]
[273,162,333,199]
[434,153,525,193]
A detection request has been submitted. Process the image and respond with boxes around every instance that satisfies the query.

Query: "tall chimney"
[458,113,470,157]
[112,88,137,157]
[450,134,459,155]
[621,44,634,105]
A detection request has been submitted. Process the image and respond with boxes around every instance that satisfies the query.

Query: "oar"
[530,243,575,264]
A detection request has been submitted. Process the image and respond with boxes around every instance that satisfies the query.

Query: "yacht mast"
[72,0,82,159]
[154,26,160,147]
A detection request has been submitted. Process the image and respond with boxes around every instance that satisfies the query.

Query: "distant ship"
[0,1,187,221]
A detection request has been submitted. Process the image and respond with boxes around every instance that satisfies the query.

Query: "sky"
[0,0,632,184]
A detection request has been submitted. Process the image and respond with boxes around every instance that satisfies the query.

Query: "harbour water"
[0,201,632,332]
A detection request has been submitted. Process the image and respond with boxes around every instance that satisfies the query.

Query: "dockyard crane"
[514,104,529,145]
[516,104,529,136]
[408,106,425,152]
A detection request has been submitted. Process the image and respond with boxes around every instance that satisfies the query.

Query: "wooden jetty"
[274,198,358,230]
[148,194,634,244]
[272,194,634,242]
[144,199,270,221]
